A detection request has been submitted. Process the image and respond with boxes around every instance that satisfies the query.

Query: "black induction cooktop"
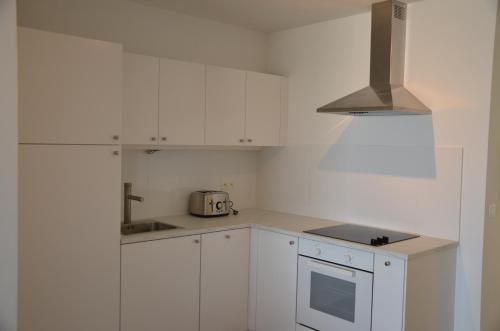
[304,224,419,246]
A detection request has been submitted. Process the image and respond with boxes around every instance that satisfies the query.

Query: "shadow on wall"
[318,115,437,178]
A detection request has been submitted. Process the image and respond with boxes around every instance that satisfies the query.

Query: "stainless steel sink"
[121,221,181,235]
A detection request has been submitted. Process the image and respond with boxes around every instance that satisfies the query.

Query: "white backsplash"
[122,149,257,220]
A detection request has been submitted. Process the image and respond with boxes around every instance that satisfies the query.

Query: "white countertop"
[121,209,458,260]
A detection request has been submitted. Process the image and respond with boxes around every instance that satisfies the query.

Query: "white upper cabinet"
[205,65,247,146]
[159,58,206,145]
[245,72,283,146]
[200,228,250,331]
[123,53,159,145]
[18,28,122,145]
[206,66,286,147]
[121,55,287,147]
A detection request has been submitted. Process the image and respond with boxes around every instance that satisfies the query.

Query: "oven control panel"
[299,238,374,272]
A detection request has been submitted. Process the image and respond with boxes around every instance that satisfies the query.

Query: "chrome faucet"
[124,182,144,224]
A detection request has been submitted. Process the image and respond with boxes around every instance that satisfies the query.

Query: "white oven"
[297,239,374,331]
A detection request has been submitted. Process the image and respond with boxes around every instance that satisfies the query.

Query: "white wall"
[122,150,257,220]
[482,4,500,331]
[17,0,269,72]
[259,1,497,331]
[0,0,18,330]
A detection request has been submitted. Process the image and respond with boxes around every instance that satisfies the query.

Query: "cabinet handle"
[385,261,391,267]
[247,139,253,143]
[112,135,119,141]
[161,137,167,142]
[225,234,231,239]
[194,239,200,244]
[151,137,157,142]
[289,241,295,246]
[113,151,120,156]
[239,139,245,143]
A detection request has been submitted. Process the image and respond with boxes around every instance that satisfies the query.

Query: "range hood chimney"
[317,0,431,116]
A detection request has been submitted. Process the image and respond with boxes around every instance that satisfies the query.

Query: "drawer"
[299,238,374,272]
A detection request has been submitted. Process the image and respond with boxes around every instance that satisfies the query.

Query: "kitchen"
[1,0,500,331]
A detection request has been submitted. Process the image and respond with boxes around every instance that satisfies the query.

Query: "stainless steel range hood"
[317,0,431,116]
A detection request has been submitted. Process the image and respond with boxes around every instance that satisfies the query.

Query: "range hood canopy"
[317,0,431,116]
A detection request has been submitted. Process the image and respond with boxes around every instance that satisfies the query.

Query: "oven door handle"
[306,259,356,278]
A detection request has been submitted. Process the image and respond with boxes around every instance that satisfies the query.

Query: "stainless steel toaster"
[189,191,232,217]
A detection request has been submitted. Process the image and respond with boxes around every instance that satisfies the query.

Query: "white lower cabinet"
[372,255,406,331]
[19,145,121,331]
[120,228,456,331]
[200,228,250,331]
[254,230,298,331]
[121,235,201,331]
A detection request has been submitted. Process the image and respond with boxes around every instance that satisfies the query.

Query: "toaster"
[189,191,232,217]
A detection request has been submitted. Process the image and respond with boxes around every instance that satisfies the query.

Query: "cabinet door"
[206,66,246,146]
[18,28,122,144]
[255,230,298,331]
[121,235,201,331]
[372,255,406,331]
[18,145,121,331]
[159,58,206,145]
[245,72,282,146]
[201,228,250,331]
[123,53,159,145]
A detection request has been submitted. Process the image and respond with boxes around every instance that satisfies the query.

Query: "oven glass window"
[310,271,356,323]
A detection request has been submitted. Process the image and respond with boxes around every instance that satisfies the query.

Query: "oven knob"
[315,248,322,256]
[345,254,353,263]
[216,201,223,210]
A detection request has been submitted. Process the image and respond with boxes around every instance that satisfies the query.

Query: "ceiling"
[131,0,389,32]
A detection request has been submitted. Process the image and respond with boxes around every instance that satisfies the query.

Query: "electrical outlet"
[222,182,234,190]
[488,204,497,219]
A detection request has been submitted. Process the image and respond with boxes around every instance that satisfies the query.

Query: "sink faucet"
[124,182,144,225]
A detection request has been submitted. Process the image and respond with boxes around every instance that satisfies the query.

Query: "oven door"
[297,255,373,331]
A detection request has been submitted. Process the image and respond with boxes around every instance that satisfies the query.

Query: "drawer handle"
[194,239,200,244]
[306,259,355,278]
[385,261,391,267]
[289,240,295,246]
[225,234,231,239]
